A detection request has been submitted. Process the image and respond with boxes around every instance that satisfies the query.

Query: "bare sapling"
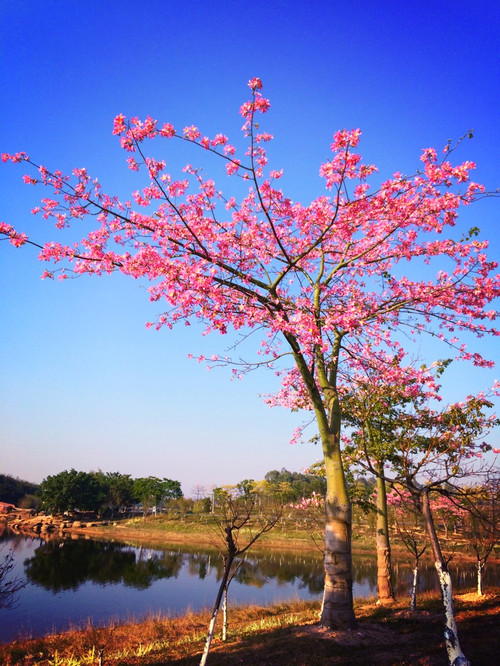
[420,488,469,666]
[460,476,499,597]
[389,489,427,611]
[200,488,282,665]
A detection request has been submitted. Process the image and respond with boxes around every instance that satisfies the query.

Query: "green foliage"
[133,476,183,514]
[37,470,183,515]
[263,468,326,501]
[94,471,135,513]
[344,469,375,514]
[0,474,39,506]
[236,479,256,497]
[40,469,106,514]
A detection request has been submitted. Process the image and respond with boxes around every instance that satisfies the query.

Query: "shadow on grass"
[163,598,499,666]
[1,592,498,665]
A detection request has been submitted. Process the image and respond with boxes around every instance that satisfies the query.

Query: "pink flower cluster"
[1,79,497,433]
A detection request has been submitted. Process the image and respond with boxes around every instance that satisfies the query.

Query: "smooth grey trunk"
[287,331,356,628]
[421,489,470,666]
[375,470,395,602]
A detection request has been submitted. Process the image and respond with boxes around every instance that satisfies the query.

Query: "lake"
[0,532,497,643]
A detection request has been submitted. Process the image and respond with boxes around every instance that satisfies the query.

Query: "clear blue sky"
[1,0,499,496]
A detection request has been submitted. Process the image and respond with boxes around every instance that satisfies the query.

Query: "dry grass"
[1,589,499,665]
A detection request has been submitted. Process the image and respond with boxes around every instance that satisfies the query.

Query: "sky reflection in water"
[0,533,496,643]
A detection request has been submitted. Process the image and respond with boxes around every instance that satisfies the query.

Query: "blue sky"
[1,0,498,495]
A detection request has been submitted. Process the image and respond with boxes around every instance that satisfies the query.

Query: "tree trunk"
[375,471,395,602]
[200,554,233,666]
[222,585,228,641]
[410,564,418,612]
[287,332,356,628]
[421,489,470,666]
[477,559,484,597]
[320,440,356,628]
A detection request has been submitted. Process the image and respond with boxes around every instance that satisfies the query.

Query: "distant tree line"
[0,474,40,509]
[0,471,183,516]
[1,465,336,517]
[39,470,183,515]
[263,468,326,501]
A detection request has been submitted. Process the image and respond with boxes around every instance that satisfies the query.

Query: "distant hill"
[0,474,40,506]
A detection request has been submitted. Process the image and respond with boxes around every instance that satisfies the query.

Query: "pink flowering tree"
[1,79,499,629]
[387,488,427,611]
[460,476,499,596]
[430,492,466,540]
[349,380,498,665]
[338,361,443,604]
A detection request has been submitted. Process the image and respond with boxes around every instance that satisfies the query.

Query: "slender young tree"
[201,489,282,665]
[335,361,445,603]
[2,79,498,627]
[0,547,26,610]
[388,489,428,611]
[350,379,498,666]
[460,476,499,596]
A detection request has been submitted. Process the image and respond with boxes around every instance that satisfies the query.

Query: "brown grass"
[1,589,498,665]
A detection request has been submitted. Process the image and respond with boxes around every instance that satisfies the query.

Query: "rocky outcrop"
[0,508,105,537]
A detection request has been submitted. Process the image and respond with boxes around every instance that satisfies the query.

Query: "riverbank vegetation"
[1,590,498,665]
[0,467,327,516]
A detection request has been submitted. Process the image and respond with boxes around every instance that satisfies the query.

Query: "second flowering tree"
[2,78,499,628]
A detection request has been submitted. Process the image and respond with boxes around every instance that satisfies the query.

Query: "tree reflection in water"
[22,537,498,597]
[24,540,184,591]
[23,538,326,594]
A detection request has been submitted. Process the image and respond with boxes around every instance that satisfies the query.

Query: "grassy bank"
[1,590,498,665]
[72,513,491,565]
[68,512,398,553]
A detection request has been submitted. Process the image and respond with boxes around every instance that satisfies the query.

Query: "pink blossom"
[160,123,175,138]
[248,77,263,90]
[1,80,498,468]
[183,125,201,141]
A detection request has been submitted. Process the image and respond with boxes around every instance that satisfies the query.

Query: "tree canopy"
[2,78,498,629]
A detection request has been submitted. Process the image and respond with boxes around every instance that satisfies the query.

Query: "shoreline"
[2,509,496,564]
[1,590,498,665]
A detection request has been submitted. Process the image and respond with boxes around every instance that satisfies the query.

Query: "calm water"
[0,532,497,643]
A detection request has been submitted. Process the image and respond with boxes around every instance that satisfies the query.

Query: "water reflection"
[22,538,327,595]
[0,532,498,644]
[24,540,184,591]
[20,537,498,597]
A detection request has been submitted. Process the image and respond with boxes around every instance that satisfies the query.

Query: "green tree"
[264,467,326,502]
[0,474,39,506]
[132,476,182,515]
[40,469,105,513]
[96,471,135,514]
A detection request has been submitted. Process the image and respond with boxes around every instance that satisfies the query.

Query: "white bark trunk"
[410,566,418,611]
[477,560,484,597]
[222,586,228,641]
[434,561,470,666]
[200,608,219,666]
